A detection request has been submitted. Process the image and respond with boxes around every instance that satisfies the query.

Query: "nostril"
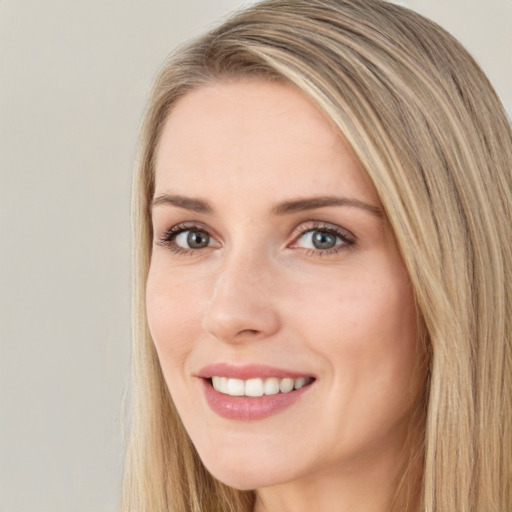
[239,329,259,336]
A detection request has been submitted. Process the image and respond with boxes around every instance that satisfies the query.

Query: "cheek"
[145,263,201,373]
[303,275,423,457]
[344,278,422,419]
[293,264,416,346]
[292,263,421,403]
[145,263,210,425]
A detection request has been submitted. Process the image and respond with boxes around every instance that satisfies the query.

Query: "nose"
[202,251,281,344]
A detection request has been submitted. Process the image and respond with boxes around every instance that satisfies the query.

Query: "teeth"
[245,378,264,397]
[211,376,313,397]
[294,377,307,389]
[279,378,294,393]
[226,378,245,396]
[264,377,280,395]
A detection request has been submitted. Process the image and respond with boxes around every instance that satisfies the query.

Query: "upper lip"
[195,362,315,380]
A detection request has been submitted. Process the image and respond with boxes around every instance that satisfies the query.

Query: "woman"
[123,0,512,510]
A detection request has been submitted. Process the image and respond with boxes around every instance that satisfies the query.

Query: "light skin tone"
[147,79,425,512]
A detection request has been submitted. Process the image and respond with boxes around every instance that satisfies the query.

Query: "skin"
[147,79,425,512]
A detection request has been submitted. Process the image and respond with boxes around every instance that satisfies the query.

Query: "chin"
[198,449,296,491]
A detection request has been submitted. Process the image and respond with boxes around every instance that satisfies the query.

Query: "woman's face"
[147,80,424,490]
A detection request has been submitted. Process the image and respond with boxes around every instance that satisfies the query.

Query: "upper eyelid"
[159,221,216,238]
[290,220,355,240]
[155,223,219,253]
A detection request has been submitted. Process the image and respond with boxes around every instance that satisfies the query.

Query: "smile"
[197,364,316,420]
[210,376,314,397]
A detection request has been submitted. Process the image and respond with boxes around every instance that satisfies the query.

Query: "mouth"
[196,364,316,420]
[208,376,315,397]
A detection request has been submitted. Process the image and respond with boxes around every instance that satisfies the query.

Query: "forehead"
[153,79,379,206]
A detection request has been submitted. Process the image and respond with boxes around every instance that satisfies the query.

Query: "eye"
[156,223,219,255]
[291,224,355,254]
[299,230,338,250]
[175,229,211,249]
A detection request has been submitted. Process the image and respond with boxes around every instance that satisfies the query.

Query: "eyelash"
[156,221,356,257]
[156,222,212,257]
[291,222,356,256]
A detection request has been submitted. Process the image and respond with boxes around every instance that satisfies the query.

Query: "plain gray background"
[1,1,510,511]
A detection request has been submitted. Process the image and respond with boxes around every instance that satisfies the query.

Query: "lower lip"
[200,379,312,421]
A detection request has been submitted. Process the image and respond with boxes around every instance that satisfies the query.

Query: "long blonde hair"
[123,1,512,510]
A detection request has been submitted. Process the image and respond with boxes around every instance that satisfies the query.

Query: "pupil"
[187,231,209,248]
[312,231,336,249]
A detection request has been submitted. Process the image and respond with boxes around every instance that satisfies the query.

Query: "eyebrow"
[151,193,383,217]
[271,196,383,217]
[151,194,213,213]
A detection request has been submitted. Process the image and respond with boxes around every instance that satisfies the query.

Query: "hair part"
[123,1,512,510]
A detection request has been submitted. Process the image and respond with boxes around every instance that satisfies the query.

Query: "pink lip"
[195,363,315,421]
[196,362,313,380]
